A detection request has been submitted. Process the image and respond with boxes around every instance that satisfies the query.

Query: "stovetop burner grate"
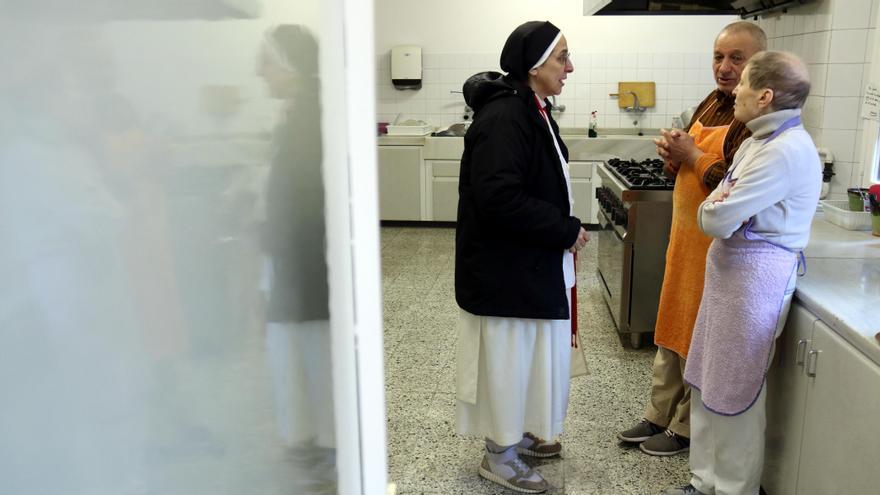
[606,158,675,190]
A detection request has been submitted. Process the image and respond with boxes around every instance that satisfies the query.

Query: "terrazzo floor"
[381,225,689,495]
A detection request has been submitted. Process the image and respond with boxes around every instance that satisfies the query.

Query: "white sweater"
[697,108,821,250]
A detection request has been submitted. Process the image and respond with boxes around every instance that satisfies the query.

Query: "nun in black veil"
[256,24,335,491]
[454,20,587,493]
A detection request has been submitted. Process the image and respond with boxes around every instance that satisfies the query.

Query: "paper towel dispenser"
[391,45,422,90]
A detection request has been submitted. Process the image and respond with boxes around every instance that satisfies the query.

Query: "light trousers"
[644,346,691,437]
[690,387,766,495]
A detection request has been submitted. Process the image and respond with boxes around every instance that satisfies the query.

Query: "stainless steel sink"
[432,122,469,137]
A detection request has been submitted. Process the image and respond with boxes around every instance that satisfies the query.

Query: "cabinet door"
[796,321,880,494]
[569,161,593,225]
[378,146,422,220]
[762,303,817,495]
[430,160,460,222]
[432,179,459,221]
[570,179,591,225]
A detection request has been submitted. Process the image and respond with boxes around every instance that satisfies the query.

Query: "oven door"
[596,207,631,332]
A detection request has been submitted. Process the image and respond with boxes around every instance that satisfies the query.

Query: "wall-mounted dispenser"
[391,45,422,90]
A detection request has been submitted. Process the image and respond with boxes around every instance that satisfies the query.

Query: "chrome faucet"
[623,91,646,113]
[550,95,566,112]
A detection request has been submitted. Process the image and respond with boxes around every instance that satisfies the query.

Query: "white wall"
[754,0,878,196]
[374,0,737,128]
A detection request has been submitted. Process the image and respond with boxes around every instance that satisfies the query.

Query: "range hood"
[584,0,815,17]
[731,0,816,19]
[0,0,262,20]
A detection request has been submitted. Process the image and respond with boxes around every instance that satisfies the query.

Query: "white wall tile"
[822,129,858,161]
[782,14,795,37]
[668,69,685,84]
[822,96,861,129]
[637,68,653,81]
[791,34,806,59]
[806,126,822,145]
[622,68,638,81]
[803,12,817,34]
[804,31,831,63]
[866,29,876,62]
[826,63,865,96]
[638,53,653,68]
[829,29,868,63]
[872,0,880,27]
[652,53,669,69]
[607,68,623,84]
[607,55,622,69]
[803,95,825,127]
[831,0,873,30]
[808,63,828,95]
[684,53,701,69]
[653,69,669,84]
[794,13,806,34]
[667,53,684,69]
[621,53,638,68]
[764,16,779,38]
[816,12,833,32]
[829,161,857,193]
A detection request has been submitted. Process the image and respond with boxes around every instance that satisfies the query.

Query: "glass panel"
[0,2,348,493]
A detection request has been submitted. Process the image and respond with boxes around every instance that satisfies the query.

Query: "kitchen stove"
[595,158,674,348]
[606,158,676,190]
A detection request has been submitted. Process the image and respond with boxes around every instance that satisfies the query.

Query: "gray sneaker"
[660,484,704,495]
[479,448,548,494]
[617,419,664,443]
[640,429,690,456]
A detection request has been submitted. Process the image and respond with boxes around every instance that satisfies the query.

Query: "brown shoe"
[516,432,562,458]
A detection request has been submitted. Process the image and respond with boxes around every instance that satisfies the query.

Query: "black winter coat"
[455,73,582,320]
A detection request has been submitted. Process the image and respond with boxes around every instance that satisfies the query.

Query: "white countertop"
[796,214,880,365]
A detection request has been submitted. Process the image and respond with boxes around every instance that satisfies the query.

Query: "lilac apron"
[684,116,804,416]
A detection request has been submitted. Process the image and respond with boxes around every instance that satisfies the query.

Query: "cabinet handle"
[795,339,809,366]
[806,349,819,377]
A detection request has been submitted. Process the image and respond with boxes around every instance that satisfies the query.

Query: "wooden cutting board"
[616,82,656,108]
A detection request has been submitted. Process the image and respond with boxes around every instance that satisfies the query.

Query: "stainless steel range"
[595,158,674,348]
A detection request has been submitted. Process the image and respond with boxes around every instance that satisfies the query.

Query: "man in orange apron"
[617,21,767,456]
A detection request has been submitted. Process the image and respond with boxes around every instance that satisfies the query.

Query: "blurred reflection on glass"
[0,23,148,493]
[0,5,337,495]
[257,24,336,493]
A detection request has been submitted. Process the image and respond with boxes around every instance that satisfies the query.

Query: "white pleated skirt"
[455,299,572,447]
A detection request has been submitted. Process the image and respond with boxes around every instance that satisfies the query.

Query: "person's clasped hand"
[569,226,589,253]
[656,128,701,165]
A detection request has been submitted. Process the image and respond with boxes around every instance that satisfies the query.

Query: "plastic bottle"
[588,111,598,138]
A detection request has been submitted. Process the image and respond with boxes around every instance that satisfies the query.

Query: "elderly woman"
[454,20,588,494]
[663,51,820,495]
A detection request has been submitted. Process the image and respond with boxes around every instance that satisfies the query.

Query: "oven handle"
[597,208,628,243]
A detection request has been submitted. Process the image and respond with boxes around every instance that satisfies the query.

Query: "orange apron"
[653,107,731,358]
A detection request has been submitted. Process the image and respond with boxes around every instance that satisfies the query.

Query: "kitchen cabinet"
[426,160,459,222]
[569,161,601,225]
[378,145,422,221]
[763,302,880,495]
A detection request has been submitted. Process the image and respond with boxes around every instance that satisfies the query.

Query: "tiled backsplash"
[757,0,877,198]
[376,51,716,131]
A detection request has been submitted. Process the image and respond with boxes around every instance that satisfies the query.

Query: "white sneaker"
[478,447,549,494]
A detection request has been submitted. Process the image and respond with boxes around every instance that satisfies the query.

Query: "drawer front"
[430,160,460,178]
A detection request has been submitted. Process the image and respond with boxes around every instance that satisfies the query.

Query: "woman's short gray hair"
[745,50,811,110]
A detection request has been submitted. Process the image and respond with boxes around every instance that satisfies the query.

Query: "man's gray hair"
[719,21,768,52]
[746,50,811,110]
